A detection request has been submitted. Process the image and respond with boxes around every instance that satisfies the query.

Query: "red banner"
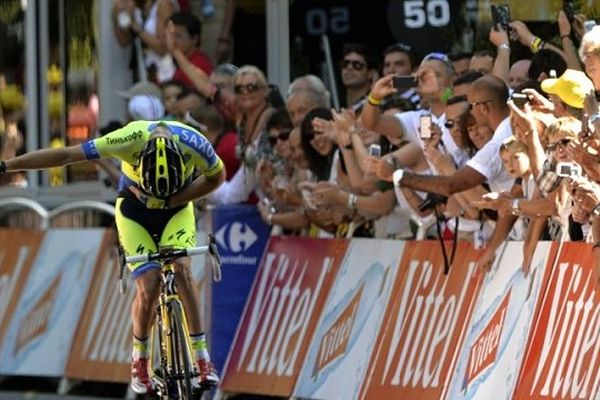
[360,241,483,400]
[220,237,347,396]
[0,230,44,349]
[514,242,600,400]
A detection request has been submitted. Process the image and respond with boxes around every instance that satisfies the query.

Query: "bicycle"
[118,233,222,399]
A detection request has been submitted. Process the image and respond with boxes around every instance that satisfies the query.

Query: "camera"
[420,114,432,140]
[393,75,417,90]
[491,4,511,31]
[555,162,582,178]
[368,144,381,157]
[563,0,575,23]
[584,20,597,33]
[510,93,529,108]
[418,193,448,212]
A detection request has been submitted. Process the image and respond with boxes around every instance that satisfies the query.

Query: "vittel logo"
[215,222,258,253]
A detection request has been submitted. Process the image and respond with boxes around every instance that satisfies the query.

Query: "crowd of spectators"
[3,2,600,278]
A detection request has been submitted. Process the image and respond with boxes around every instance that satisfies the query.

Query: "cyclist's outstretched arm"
[170,169,225,208]
[4,145,87,171]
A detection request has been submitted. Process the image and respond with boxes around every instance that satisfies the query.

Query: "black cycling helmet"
[139,133,186,198]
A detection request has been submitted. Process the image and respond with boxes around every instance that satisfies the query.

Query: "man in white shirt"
[391,75,513,196]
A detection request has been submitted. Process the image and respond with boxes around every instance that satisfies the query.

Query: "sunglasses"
[340,59,367,71]
[268,130,291,146]
[234,82,262,94]
[547,138,572,152]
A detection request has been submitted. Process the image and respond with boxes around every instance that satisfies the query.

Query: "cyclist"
[0,120,224,393]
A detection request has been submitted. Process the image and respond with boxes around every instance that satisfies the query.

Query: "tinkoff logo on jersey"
[105,130,143,146]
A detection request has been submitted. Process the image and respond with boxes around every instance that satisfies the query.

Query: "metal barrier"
[0,197,115,230]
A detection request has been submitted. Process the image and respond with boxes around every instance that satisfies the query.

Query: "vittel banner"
[360,241,483,400]
[514,242,600,400]
[447,241,556,399]
[220,237,347,396]
[293,239,404,400]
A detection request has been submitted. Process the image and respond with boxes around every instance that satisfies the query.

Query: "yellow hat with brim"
[541,69,594,109]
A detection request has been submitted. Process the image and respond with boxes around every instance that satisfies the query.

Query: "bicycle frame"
[121,234,222,400]
[150,262,196,399]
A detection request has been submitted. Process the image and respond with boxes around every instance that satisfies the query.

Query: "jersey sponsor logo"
[81,140,100,159]
[168,124,217,164]
[105,130,143,146]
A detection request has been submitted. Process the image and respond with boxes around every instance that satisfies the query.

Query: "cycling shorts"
[115,197,196,279]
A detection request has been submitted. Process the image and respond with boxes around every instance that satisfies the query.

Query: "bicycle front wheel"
[170,300,194,399]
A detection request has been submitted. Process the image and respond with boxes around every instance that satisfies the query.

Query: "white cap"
[127,95,165,120]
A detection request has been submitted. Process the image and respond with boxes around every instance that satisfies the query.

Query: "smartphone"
[368,144,381,158]
[420,115,432,140]
[584,20,597,33]
[511,93,528,108]
[491,4,511,31]
[393,75,417,90]
[563,0,575,23]
[555,162,582,178]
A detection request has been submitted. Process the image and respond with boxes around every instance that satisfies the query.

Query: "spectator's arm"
[397,165,486,197]
[557,10,582,71]
[111,0,134,47]
[132,0,175,56]
[478,213,518,272]
[489,25,511,84]
[510,20,568,63]
[522,216,547,275]
[360,75,404,140]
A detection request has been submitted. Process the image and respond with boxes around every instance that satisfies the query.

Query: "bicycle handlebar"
[120,234,222,283]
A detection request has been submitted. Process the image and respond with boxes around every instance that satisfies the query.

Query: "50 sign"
[404,0,450,29]
[305,6,350,36]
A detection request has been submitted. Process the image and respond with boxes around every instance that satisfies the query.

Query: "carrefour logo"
[215,222,258,253]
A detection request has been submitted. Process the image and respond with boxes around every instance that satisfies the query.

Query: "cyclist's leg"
[160,202,219,386]
[115,198,161,393]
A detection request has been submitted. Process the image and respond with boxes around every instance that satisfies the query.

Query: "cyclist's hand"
[129,186,168,209]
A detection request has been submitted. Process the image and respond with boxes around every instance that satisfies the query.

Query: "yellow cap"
[541,69,594,109]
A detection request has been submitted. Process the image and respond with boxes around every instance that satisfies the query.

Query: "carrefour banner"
[0,229,104,376]
[293,239,404,400]
[447,241,557,400]
[211,204,272,375]
[221,237,348,397]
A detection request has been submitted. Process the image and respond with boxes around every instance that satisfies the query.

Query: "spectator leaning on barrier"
[0,120,225,394]
[391,75,514,206]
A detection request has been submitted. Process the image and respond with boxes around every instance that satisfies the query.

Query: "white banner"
[446,241,554,400]
[293,239,403,400]
[0,229,104,376]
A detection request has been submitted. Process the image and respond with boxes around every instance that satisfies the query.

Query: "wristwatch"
[393,169,405,187]
[511,198,521,216]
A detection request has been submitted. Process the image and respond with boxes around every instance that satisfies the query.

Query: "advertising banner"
[360,241,483,400]
[65,230,212,383]
[0,229,104,376]
[211,204,271,374]
[513,242,600,400]
[0,230,44,350]
[220,237,348,397]
[293,239,404,400]
[446,241,556,400]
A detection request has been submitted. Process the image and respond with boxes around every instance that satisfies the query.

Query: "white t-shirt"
[466,117,513,193]
[395,109,470,170]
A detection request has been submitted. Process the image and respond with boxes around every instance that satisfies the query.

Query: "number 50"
[404,0,450,29]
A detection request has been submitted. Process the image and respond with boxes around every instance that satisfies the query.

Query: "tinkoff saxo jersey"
[81,120,223,199]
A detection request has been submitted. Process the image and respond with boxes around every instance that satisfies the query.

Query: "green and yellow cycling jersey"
[82,120,224,193]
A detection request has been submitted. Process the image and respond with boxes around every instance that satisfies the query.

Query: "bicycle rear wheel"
[170,300,194,399]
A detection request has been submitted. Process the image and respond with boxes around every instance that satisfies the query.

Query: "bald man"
[508,59,532,90]
[393,75,513,196]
